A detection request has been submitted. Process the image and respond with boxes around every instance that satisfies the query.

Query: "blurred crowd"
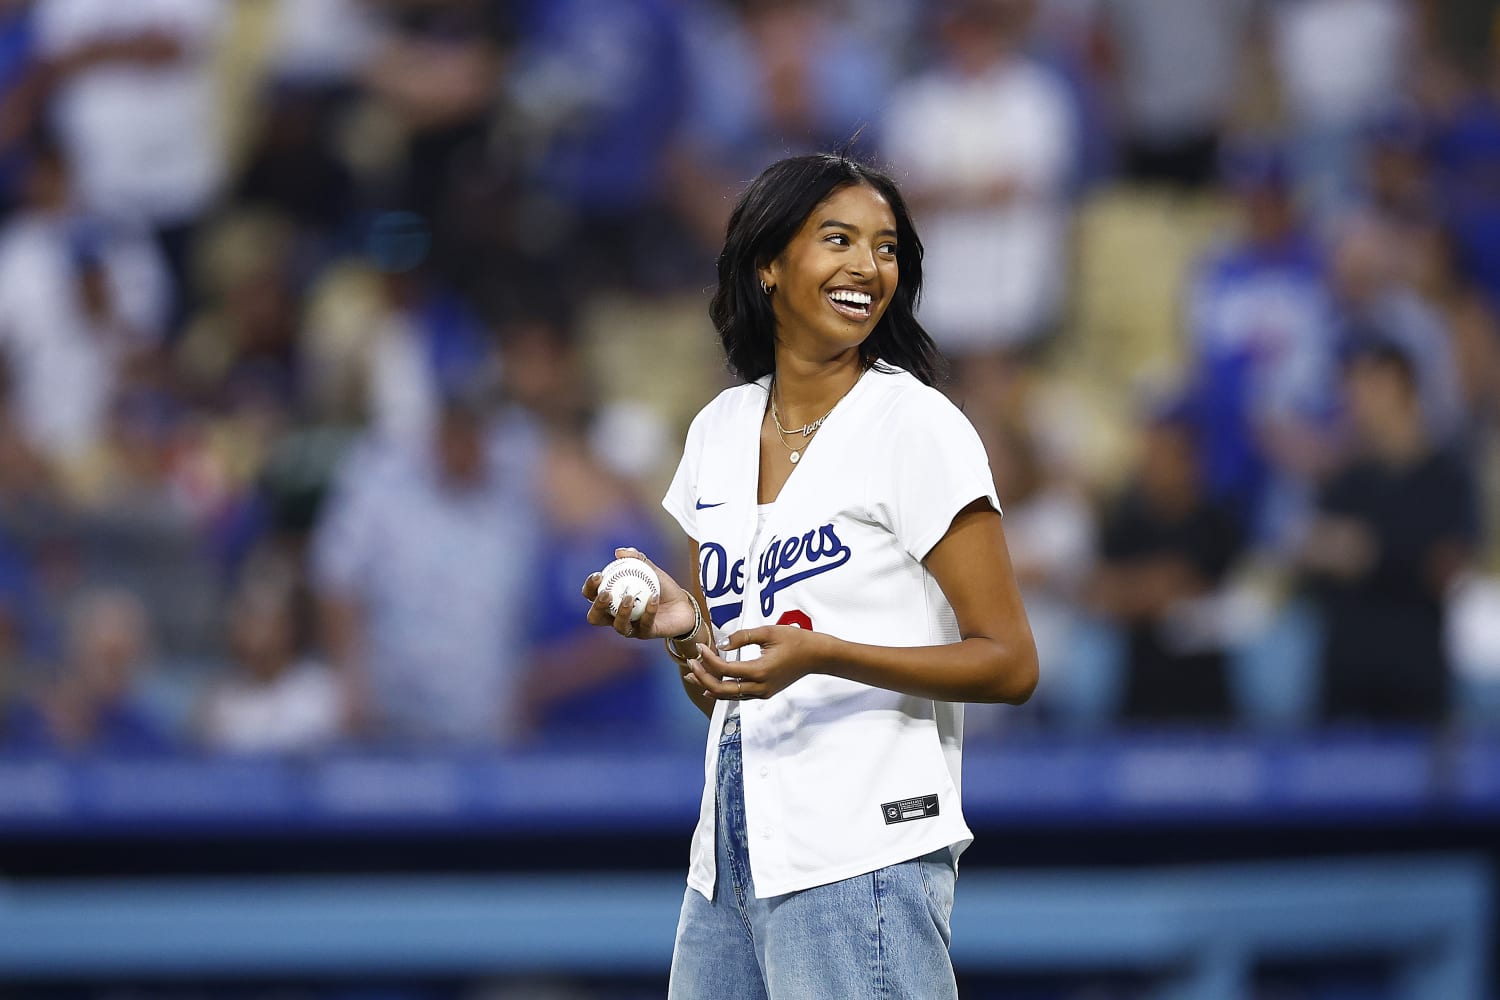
[0,0,1497,756]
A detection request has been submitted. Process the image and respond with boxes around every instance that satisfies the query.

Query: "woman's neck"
[770,349,865,428]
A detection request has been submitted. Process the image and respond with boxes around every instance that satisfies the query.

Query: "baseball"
[600,556,661,622]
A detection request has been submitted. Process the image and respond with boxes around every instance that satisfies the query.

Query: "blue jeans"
[668,719,959,999]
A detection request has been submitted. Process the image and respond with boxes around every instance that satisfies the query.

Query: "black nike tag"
[880,794,940,825]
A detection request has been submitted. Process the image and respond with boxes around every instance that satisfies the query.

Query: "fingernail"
[716,638,730,650]
[696,643,708,657]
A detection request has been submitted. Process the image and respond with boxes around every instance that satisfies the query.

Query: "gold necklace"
[768,409,809,463]
[768,368,865,464]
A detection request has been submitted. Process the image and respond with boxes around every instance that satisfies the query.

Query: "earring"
[760,280,772,294]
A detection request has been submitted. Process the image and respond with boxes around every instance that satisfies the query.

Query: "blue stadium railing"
[1,729,1497,833]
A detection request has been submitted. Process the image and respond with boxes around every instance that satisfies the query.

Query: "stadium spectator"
[520,419,667,744]
[358,0,515,294]
[196,575,339,755]
[494,308,592,428]
[311,391,539,746]
[34,0,227,305]
[0,134,169,469]
[1098,0,1255,187]
[1327,212,1464,441]
[882,0,1076,360]
[506,0,691,291]
[671,0,889,253]
[1086,399,1246,724]
[1184,144,1340,548]
[238,0,375,253]
[358,0,510,207]
[1268,0,1414,212]
[27,587,173,753]
[1301,338,1481,725]
[362,243,496,449]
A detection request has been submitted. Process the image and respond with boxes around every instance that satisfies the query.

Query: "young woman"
[582,152,1037,999]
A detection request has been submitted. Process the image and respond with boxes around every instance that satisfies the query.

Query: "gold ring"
[735,677,743,699]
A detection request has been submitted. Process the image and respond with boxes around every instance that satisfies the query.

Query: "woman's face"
[759,183,900,361]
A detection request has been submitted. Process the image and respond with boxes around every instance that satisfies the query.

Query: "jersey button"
[761,828,773,840]
[759,766,769,778]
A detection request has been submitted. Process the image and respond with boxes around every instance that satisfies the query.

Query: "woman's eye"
[825,233,849,246]
[879,243,898,255]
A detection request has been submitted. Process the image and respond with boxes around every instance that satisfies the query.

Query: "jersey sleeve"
[662,404,710,542]
[874,388,1001,563]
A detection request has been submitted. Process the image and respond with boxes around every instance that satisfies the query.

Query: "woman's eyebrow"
[818,219,899,238]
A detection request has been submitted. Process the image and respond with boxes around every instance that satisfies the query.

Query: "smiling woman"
[708,154,944,388]
[759,186,897,364]
[580,151,1038,999]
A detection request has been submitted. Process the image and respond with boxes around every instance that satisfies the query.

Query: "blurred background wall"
[0,0,1499,998]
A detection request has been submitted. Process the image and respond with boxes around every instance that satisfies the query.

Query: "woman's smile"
[826,286,874,321]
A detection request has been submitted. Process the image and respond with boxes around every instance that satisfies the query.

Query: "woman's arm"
[581,538,717,719]
[659,537,716,719]
[689,499,1038,704]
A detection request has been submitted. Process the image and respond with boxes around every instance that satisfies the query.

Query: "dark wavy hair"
[708,152,946,387]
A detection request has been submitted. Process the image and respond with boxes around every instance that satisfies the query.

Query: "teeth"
[829,290,872,307]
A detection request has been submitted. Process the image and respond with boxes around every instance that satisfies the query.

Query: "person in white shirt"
[581,153,1038,999]
[1269,0,1412,212]
[35,0,224,230]
[35,0,226,316]
[0,136,167,465]
[197,577,340,756]
[881,0,1076,357]
[313,393,539,746]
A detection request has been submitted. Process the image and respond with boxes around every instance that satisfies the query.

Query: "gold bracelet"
[664,627,701,664]
[664,594,704,663]
[672,592,703,643]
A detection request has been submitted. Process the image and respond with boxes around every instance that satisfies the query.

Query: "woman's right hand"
[582,547,698,640]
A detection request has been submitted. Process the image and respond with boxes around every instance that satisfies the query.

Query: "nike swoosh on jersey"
[695,499,725,510]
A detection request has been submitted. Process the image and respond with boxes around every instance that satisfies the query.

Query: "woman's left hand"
[685,625,831,702]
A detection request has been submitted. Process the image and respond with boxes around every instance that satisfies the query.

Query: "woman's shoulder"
[862,365,971,426]
[688,378,770,429]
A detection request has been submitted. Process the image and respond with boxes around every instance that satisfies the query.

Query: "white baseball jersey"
[663,364,1000,899]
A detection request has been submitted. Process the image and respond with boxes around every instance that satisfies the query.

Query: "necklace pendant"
[789,450,801,464]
